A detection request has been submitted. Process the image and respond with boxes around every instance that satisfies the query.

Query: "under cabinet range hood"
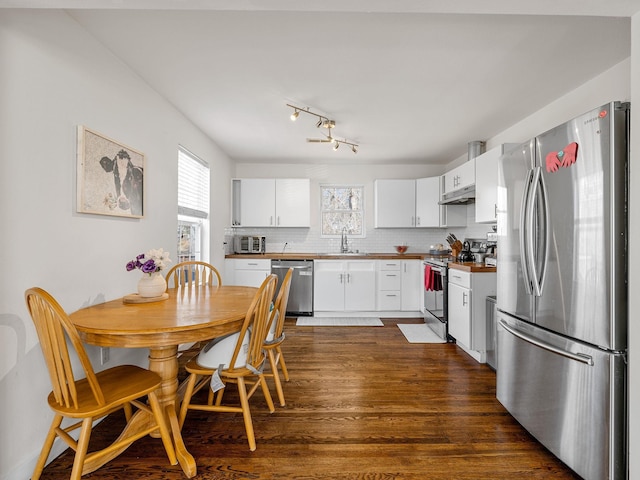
[438,140,483,205]
[439,184,475,205]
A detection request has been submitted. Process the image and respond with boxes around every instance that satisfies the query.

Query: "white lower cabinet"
[448,280,472,347]
[401,260,423,311]
[377,259,422,312]
[226,258,271,287]
[314,260,376,312]
[448,268,496,363]
[377,260,401,311]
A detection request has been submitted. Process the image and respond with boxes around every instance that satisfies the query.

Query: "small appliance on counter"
[484,256,497,267]
[457,242,474,262]
[234,235,266,254]
[484,230,497,266]
[462,238,491,264]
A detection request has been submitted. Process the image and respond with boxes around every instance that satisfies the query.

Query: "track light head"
[290,110,299,121]
[333,142,340,151]
[352,145,358,154]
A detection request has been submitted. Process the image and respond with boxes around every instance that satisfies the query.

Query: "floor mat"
[296,317,383,326]
[397,323,447,343]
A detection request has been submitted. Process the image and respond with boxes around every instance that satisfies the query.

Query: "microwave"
[234,236,266,254]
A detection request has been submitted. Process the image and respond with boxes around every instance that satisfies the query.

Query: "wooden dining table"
[69,284,258,478]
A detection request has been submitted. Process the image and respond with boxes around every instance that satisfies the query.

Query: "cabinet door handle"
[339,273,344,284]
[462,292,468,306]
[494,204,497,218]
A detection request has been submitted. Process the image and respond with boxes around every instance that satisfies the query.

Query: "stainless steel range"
[423,255,451,341]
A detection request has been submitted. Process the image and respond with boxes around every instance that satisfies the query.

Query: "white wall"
[0,10,233,480]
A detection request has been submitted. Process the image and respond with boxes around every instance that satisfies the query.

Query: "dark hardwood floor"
[40,318,581,479]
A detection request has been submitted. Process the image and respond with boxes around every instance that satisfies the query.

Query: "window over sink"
[320,185,365,238]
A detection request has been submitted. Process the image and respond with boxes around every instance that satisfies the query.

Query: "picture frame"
[76,125,145,218]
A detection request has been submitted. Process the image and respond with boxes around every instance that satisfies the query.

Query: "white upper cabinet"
[374,179,417,228]
[475,144,518,223]
[415,177,441,227]
[231,178,310,227]
[375,177,465,228]
[443,158,475,194]
[275,178,311,227]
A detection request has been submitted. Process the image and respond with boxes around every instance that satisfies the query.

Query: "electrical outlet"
[100,347,110,365]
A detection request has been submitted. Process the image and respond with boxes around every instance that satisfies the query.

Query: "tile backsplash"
[226,206,494,254]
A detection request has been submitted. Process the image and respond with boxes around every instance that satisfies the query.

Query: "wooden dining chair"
[25,287,177,480]
[166,261,223,355]
[263,267,293,406]
[178,274,278,451]
[165,260,222,289]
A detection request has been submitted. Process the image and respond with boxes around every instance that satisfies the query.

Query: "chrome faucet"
[341,227,349,253]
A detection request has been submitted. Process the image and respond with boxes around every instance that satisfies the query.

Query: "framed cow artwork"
[76,125,145,218]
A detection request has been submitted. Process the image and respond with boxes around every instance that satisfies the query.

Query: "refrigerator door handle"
[499,319,594,366]
[520,168,535,294]
[528,167,549,297]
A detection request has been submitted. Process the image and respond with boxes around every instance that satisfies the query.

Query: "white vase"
[137,272,167,298]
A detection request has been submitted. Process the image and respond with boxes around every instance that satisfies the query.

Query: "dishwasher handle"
[271,264,310,270]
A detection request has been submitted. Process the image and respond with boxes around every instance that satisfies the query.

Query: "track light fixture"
[286,103,359,154]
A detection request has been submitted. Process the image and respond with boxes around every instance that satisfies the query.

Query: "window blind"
[178,146,209,219]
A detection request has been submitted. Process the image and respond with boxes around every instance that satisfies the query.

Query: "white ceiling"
[6,1,640,165]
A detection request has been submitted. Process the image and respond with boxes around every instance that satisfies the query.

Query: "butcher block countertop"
[448,261,497,273]
[226,253,497,272]
[226,252,430,260]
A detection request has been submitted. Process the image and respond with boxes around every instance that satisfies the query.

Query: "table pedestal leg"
[148,346,196,478]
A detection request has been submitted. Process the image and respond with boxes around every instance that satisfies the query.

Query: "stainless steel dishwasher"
[271,259,313,316]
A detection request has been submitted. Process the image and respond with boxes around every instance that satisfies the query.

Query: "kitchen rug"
[296,317,384,327]
[397,323,447,343]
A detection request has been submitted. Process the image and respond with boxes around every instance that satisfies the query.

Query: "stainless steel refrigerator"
[496,101,629,480]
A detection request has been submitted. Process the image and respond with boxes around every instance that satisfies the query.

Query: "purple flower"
[125,260,137,271]
[140,259,157,273]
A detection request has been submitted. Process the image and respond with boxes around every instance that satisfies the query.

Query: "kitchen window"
[178,146,209,262]
[320,185,364,237]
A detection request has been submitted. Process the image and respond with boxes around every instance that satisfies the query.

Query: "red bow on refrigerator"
[545,142,578,173]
